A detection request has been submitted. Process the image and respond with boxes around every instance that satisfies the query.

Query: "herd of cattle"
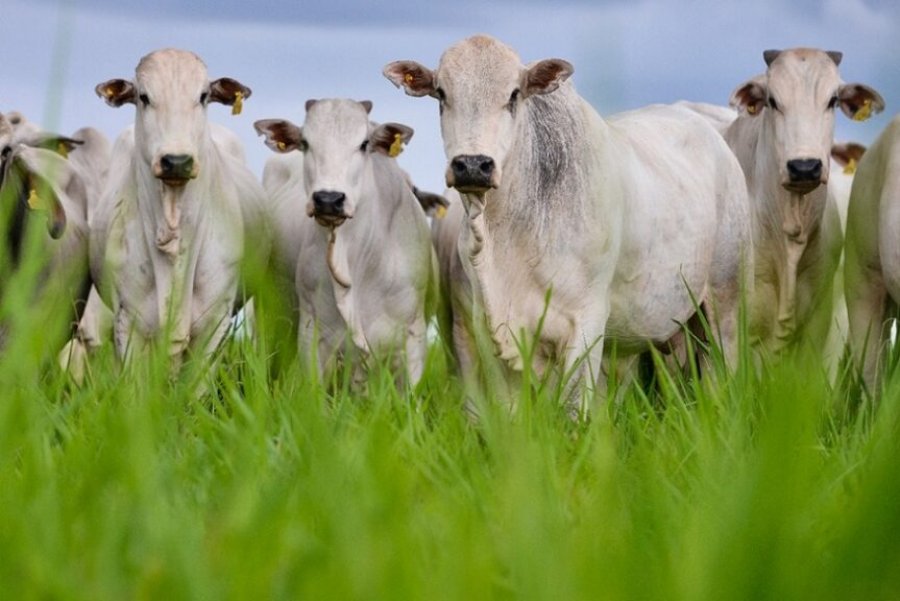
[2,35,899,409]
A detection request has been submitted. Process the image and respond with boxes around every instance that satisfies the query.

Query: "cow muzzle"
[310,190,350,227]
[446,154,498,194]
[155,154,196,186]
[783,158,824,194]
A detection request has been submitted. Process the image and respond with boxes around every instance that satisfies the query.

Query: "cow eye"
[1,146,10,161]
[298,139,309,152]
[200,92,209,105]
[507,88,520,113]
[359,139,369,152]
[139,93,150,108]
[767,96,779,111]
[435,87,446,103]
[827,95,839,110]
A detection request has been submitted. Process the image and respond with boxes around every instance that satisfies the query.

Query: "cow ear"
[383,61,437,98]
[30,134,84,158]
[370,122,413,156]
[95,79,135,107]
[523,59,574,97]
[730,78,767,117]
[833,141,867,167]
[838,83,885,122]
[412,186,449,217]
[254,119,304,153]
[209,77,252,109]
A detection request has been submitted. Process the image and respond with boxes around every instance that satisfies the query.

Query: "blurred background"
[2,0,898,194]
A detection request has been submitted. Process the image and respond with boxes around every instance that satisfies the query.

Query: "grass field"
[1,248,900,601]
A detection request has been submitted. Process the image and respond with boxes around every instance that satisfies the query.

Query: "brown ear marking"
[370,122,414,155]
[524,59,574,97]
[95,79,135,107]
[253,118,303,153]
[209,77,252,106]
[382,61,436,98]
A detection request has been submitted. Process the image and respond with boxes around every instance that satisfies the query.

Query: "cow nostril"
[312,190,346,211]
[787,158,823,181]
[451,158,468,176]
[479,158,495,175]
[160,154,193,174]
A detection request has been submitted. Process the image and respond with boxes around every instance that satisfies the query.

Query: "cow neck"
[134,155,214,357]
[321,162,385,356]
[747,119,829,347]
[460,91,600,371]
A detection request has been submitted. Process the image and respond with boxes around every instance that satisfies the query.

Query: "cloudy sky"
[2,0,898,194]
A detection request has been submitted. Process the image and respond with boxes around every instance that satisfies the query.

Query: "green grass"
[1,238,899,599]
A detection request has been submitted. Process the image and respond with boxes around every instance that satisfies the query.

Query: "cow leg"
[404,314,428,388]
[568,306,610,419]
[845,263,887,395]
[59,286,114,384]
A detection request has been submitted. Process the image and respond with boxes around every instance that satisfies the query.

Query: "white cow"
[0,113,93,346]
[845,117,900,392]
[724,49,883,354]
[384,35,752,412]
[254,99,436,385]
[89,48,268,364]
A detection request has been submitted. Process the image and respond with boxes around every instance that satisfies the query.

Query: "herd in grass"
[2,34,898,410]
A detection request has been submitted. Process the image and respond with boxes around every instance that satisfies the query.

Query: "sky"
[1,0,898,195]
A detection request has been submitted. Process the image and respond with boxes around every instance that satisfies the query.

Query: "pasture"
[0,250,898,600]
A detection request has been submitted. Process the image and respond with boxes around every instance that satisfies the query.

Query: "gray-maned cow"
[384,35,752,412]
[0,113,94,346]
[254,99,436,385]
[845,117,900,392]
[89,48,268,364]
[724,49,883,353]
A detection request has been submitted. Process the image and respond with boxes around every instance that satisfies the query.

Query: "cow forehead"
[136,48,209,95]
[767,49,842,99]
[304,100,369,144]
[437,35,522,97]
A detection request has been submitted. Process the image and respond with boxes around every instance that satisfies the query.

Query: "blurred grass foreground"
[0,218,899,600]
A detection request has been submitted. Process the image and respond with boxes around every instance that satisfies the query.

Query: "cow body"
[385,35,751,410]
[255,100,435,385]
[0,113,97,346]
[845,117,900,391]
[89,49,267,362]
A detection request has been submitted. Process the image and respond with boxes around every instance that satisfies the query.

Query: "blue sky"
[2,0,898,193]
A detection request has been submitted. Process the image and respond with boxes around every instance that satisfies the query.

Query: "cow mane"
[507,83,589,239]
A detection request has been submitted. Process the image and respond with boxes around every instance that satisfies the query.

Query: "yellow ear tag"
[435,204,447,219]
[277,141,286,151]
[57,142,69,158]
[388,133,404,158]
[853,98,872,122]
[747,104,757,115]
[843,157,857,175]
[28,188,45,210]
[232,91,244,116]
[404,73,414,85]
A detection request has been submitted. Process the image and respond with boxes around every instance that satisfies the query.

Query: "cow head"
[0,115,72,248]
[384,35,572,194]
[95,48,250,187]
[255,99,413,228]
[730,48,884,194]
